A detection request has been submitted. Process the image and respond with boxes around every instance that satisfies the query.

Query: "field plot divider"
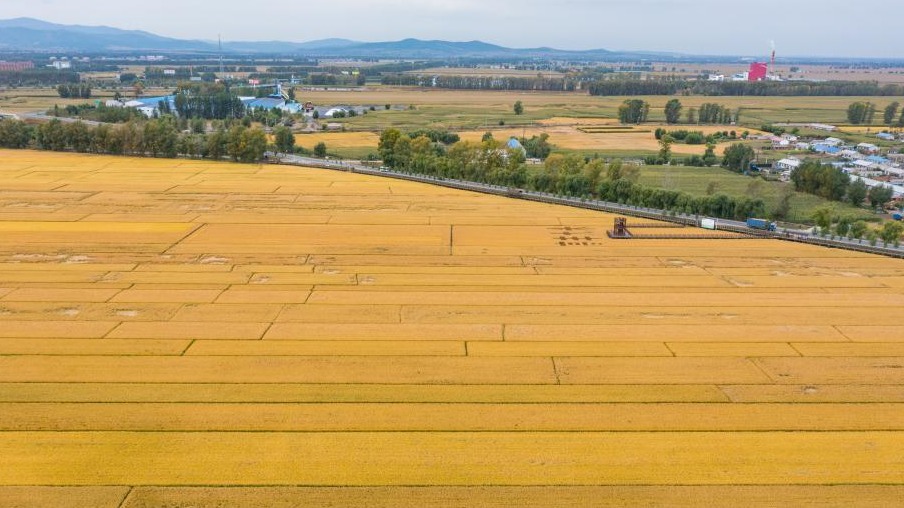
[831,326,855,342]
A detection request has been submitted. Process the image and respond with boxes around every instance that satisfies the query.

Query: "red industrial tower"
[748,62,768,82]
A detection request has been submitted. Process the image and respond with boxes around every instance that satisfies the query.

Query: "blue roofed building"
[124,96,177,117]
[811,144,841,155]
[241,96,303,114]
[507,137,527,156]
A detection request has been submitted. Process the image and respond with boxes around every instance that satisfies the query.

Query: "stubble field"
[0,149,903,506]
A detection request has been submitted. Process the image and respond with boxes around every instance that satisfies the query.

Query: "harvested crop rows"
[0,149,902,507]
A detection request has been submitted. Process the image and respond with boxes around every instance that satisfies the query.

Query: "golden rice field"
[297,120,768,156]
[0,149,903,507]
[457,123,756,155]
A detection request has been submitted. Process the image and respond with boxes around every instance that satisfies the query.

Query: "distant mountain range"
[0,17,634,60]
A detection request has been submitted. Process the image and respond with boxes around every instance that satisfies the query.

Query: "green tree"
[868,185,895,208]
[482,132,495,142]
[618,99,649,124]
[879,221,904,247]
[0,119,33,149]
[812,206,834,235]
[141,119,179,158]
[36,119,67,151]
[847,178,868,206]
[226,125,247,162]
[847,102,874,125]
[849,221,868,243]
[884,102,900,125]
[834,215,853,238]
[658,134,673,163]
[771,184,794,220]
[239,128,268,163]
[790,160,850,201]
[521,133,552,159]
[605,159,636,183]
[513,101,524,115]
[702,143,717,166]
[686,107,697,124]
[314,141,327,158]
[191,118,206,135]
[664,99,683,124]
[206,129,228,160]
[721,143,755,173]
[273,126,296,153]
[65,121,92,153]
[378,129,402,167]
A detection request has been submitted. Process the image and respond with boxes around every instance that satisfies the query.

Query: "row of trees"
[381,74,578,92]
[172,83,246,120]
[376,128,763,221]
[49,104,143,124]
[812,208,904,247]
[56,83,92,99]
[589,79,904,97]
[697,103,735,124]
[884,102,902,126]
[846,102,877,125]
[0,118,269,163]
[617,99,737,125]
[617,100,650,124]
[0,69,80,86]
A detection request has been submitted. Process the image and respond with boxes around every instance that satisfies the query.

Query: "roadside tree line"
[0,117,271,163]
[811,207,904,247]
[377,128,764,221]
[589,79,904,97]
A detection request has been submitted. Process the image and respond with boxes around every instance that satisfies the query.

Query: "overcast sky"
[2,0,901,58]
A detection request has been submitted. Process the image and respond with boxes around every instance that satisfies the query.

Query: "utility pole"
[219,35,225,76]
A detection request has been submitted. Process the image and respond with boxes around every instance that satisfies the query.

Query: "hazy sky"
[2,0,901,58]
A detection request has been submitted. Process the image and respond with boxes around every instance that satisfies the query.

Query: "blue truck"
[746,218,777,232]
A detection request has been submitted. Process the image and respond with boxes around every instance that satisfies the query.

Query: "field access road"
[19,111,104,127]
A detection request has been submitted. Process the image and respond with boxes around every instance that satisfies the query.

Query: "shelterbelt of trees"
[0,69,80,86]
[377,128,765,221]
[589,79,904,97]
[382,74,578,91]
[0,117,270,163]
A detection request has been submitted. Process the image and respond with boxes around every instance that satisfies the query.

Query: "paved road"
[20,111,104,127]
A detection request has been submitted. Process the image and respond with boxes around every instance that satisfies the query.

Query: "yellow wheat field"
[294,131,382,150]
[294,121,769,156]
[0,149,902,506]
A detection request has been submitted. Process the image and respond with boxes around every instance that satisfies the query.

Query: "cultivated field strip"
[0,150,902,505]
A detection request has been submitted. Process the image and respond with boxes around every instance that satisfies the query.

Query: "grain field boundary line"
[6,429,904,434]
[116,486,133,508]
[7,482,904,488]
[832,325,855,342]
